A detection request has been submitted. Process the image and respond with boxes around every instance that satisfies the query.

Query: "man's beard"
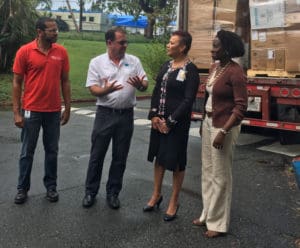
[46,37,57,44]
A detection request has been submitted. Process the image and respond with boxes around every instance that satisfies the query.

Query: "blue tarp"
[109,15,147,28]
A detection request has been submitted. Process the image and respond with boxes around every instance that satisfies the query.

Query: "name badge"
[176,69,186,82]
[24,110,31,118]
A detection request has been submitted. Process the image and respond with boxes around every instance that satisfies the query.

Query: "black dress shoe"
[163,205,180,222]
[106,195,120,209]
[82,194,95,208]
[46,189,59,202]
[143,196,163,212]
[14,189,28,204]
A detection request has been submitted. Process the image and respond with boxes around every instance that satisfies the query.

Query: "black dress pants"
[85,106,134,197]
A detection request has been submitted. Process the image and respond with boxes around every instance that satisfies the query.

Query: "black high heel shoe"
[143,196,163,212]
[163,204,180,221]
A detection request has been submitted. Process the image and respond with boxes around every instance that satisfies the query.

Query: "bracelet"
[220,128,229,135]
[166,115,177,128]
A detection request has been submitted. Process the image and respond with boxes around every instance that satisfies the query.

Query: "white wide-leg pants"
[199,116,240,233]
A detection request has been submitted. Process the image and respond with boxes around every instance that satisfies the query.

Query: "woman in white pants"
[193,29,248,238]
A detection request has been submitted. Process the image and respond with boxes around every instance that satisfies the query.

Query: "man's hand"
[61,108,70,126]
[104,79,123,93]
[14,113,24,128]
[127,75,147,91]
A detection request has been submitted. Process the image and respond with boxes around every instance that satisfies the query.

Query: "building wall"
[38,10,111,32]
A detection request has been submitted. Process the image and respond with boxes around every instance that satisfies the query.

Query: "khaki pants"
[199,116,240,233]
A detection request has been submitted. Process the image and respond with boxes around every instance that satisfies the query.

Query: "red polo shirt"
[13,39,70,112]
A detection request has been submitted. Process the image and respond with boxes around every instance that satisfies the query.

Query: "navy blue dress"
[147,60,200,171]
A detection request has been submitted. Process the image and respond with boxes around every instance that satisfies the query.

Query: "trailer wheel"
[277,105,300,145]
[279,131,289,145]
[279,130,300,145]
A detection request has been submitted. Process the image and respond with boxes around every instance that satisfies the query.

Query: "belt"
[98,105,133,114]
[206,112,213,118]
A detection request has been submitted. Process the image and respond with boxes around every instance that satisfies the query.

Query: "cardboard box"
[285,30,300,71]
[188,0,214,30]
[275,49,285,70]
[188,29,214,69]
[249,0,285,29]
[251,49,267,70]
[251,48,285,71]
[285,12,300,27]
[251,28,285,49]
[285,0,300,13]
[187,0,237,69]
[215,1,237,24]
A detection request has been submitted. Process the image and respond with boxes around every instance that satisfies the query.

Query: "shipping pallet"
[247,69,300,78]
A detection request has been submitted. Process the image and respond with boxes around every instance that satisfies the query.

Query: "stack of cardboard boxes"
[186,0,300,74]
[249,0,300,73]
[187,0,237,70]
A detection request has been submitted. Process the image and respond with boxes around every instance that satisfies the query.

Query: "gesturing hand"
[127,75,146,90]
[103,78,123,93]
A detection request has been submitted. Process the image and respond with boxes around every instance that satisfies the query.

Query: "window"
[82,16,86,21]
[68,15,72,19]
[89,17,94,22]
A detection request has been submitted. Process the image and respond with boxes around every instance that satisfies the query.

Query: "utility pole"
[79,0,84,32]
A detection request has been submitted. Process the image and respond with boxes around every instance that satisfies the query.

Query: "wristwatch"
[138,85,145,91]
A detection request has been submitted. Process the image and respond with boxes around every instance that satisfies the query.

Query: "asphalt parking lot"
[0,99,299,248]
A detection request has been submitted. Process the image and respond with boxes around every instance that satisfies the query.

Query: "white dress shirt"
[86,53,147,109]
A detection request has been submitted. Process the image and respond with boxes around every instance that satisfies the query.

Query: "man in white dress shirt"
[82,27,148,209]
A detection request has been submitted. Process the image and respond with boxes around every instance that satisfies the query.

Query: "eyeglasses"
[116,40,129,46]
[44,29,59,33]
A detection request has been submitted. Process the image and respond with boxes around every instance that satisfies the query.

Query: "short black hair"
[216,29,245,58]
[172,30,192,55]
[36,17,55,31]
[105,27,126,43]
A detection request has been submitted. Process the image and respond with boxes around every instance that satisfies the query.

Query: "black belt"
[206,112,213,118]
[98,105,133,114]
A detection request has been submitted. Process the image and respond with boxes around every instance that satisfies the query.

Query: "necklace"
[206,62,231,86]
[171,57,190,70]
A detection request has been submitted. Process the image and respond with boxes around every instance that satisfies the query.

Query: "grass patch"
[59,31,151,43]
[0,74,12,105]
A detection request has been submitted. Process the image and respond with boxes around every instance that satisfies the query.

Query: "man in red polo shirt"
[12,17,71,204]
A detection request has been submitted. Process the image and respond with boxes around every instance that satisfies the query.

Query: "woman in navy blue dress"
[143,30,200,221]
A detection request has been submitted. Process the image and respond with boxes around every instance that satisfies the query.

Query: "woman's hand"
[151,117,161,130]
[151,117,170,134]
[158,118,170,134]
[212,131,226,149]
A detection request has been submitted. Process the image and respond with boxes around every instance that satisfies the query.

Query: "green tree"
[106,0,177,38]
[0,0,52,72]
[90,0,106,12]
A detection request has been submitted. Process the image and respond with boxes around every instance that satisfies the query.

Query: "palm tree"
[0,0,51,72]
